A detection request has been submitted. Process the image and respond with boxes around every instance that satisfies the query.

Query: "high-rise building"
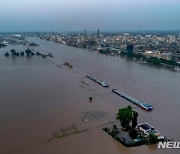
[97,29,100,41]
[84,29,87,36]
[127,44,133,53]
[84,29,87,41]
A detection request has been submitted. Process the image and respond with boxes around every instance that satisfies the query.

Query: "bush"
[102,128,110,133]
[20,52,24,56]
[112,125,119,134]
[99,49,111,54]
[148,133,158,144]
[5,52,9,57]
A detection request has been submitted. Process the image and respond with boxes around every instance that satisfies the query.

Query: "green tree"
[11,49,16,56]
[116,106,133,131]
[25,49,32,56]
[147,57,161,65]
[148,133,158,144]
[132,111,138,128]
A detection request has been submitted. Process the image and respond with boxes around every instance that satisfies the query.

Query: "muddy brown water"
[0,37,179,154]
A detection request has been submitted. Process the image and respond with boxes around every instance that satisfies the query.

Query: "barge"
[112,88,153,111]
[86,75,109,87]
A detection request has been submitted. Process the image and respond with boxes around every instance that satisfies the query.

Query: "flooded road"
[0,37,180,154]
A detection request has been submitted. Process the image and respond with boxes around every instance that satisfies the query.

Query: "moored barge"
[86,75,109,87]
[112,88,153,111]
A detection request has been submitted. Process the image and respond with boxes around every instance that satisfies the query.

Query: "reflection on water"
[0,37,179,154]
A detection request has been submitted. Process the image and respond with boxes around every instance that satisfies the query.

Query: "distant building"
[127,44,133,53]
[97,29,100,43]
[84,29,87,36]
[172,54,180,61]
[100,43,110,50]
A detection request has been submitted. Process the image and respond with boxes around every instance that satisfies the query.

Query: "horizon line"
[1,29,180,34]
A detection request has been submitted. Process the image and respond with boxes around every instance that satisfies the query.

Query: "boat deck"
[112,88,153,111]
[86,75,109,87]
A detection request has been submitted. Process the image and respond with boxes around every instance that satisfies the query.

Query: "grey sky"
[0,0,180,32]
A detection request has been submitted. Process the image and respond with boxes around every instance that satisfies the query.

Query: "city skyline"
[0,0,180,32]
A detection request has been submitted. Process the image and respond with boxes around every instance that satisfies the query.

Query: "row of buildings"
[39,30,180,62]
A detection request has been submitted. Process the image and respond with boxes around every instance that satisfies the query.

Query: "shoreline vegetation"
[93,48,179,69]
[103,106,169,147]
[119,51,179,68]
[4,48,54,59]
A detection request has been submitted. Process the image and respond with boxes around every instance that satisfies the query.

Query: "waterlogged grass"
[43,122,115,143]
[44,125,88,143]
[45,128,91,143]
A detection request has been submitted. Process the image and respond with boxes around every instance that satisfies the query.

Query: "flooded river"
[0,37,179,154]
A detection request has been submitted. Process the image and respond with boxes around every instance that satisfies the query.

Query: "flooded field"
[0,37,180,154]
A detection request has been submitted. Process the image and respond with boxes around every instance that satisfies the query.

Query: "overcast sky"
[0,0,180,32]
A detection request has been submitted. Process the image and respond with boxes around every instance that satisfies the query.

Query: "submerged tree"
[20,52,24,56]
[11,49,16,56]
[5,52,9,57]
[89,97,92,102]
[132,111,138,129]
[116,106,133,131]
[25,48,32,56]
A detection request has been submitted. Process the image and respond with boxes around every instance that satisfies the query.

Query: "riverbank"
[41,37,180,72]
